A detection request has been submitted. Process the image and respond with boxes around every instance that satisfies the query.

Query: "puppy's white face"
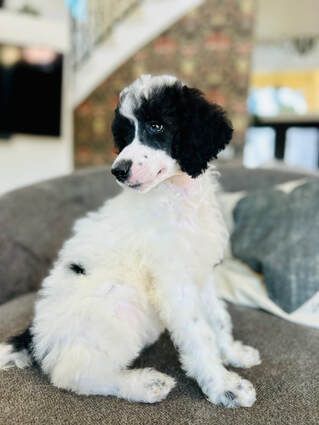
[112,139,179,193]
[111,74,233,193]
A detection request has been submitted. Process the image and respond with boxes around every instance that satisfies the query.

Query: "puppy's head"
[111,74,233,192]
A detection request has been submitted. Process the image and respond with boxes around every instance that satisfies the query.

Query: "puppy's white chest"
[158,193,200,230]
[144,182,227,274]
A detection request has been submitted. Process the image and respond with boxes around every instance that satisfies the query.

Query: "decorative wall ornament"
[292,37,317,55]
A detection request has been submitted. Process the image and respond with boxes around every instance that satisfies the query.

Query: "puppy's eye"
[146,121,163,134]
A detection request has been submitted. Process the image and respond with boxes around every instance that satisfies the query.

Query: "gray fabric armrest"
[0,168,119,305]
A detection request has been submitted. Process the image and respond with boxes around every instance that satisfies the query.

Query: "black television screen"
[0,44,63,137]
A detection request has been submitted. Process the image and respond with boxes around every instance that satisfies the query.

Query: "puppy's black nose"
[111,159,132,182]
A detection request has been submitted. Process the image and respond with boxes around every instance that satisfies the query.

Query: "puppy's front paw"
[223,341,261,369]
[140,369,176,403]
[206,372,256,408]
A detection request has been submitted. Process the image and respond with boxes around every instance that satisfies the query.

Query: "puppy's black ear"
[173,86,233,178]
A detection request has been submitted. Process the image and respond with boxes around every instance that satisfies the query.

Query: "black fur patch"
[8,326,36,364]
[69,263,86,275]
[111,109,135,153]
[111,81,233,177]
[8,327,32,352]
[8,327,40,367]
[172,86,233,177]
[224,391,236,401]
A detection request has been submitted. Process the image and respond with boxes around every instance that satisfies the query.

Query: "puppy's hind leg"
[50,346,175,403]
[113,368,176,403]
[41,281,175,403]
[201,275,261,369]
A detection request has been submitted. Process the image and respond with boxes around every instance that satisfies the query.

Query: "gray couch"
[0,164,318,425]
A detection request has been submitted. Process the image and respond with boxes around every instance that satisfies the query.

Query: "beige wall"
[255,0,319,41]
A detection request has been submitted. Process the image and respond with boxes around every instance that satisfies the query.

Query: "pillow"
[231,180,319,313]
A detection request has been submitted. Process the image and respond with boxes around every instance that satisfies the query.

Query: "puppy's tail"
[0,327,33,370]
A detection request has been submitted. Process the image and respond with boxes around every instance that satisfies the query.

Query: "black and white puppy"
[0,75,260,407]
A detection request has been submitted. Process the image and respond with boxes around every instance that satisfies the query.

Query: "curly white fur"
[0,168,260,406]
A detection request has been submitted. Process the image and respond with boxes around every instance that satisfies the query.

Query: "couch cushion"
[218,162,314,193]
[0,294,318,425]
[231,180,319,313]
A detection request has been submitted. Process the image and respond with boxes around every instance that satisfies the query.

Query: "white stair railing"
[70,0,139,69]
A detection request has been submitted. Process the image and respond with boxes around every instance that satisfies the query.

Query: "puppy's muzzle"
[111,159,132,182]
